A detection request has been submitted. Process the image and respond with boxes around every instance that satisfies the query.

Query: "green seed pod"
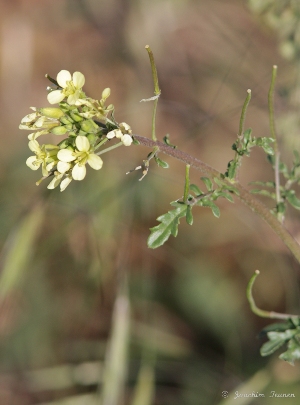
[39,108,64,119]
[51,126,68,135]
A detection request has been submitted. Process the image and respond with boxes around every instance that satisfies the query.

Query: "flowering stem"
[96,142,123,156]
[134,134,300,265]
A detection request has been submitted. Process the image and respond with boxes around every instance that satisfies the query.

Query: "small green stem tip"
[238,89,251,136]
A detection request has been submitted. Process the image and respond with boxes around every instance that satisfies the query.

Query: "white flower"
[57,136,103,181]
[106,129,123,139]
[106,127,133,146]
[20,108,62,139]
[26,141,58,176]
[47,70,85,105]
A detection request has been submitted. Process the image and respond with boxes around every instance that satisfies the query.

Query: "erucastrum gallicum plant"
[20,47,300,365]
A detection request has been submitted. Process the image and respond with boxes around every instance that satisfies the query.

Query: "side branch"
[134,135,300,264]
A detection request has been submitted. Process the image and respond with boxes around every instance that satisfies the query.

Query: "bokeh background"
[1,0,300,404]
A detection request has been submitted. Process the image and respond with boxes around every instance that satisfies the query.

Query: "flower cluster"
[20,70,133,191]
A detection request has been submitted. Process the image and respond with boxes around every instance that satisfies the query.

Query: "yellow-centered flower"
[57,136,103,181]
[47,70,85,105]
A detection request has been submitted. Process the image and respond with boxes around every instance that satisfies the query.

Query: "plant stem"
[183,165,190,203]
[96,141,123,155]
[268,65,278,144]
[247,270,299,319]
[238,89,251,137]
[145,45,161,142]
[268,65,283,219]
[134,134,300,264]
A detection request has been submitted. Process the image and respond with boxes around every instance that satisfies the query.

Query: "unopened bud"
[60,116,73,125]
[119,122,132,133]
[51,126,68,135]
[87,134,97,145]
[102,88,111,100]
[80,119,99,133]
[70,111,84,122]
[121,134,133,146]
[39,108,64,119]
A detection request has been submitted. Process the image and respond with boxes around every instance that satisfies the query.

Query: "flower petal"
[26,156,39,170]
[72,163,86,181]
[75,135,90,152]
[47,174,63,189]
[47,90,65,105]
[57,161,71,173]
[56,70,71,88]
[67,93,79,105]
[121,134,133,146]
[107,130,116,139]
[21,113,37,123]
[87,154,103,170]
[57,149,76,162]
[72,72,85,88]
[60,177,72,191]
[28,140,40,153]
[115,129,123,139]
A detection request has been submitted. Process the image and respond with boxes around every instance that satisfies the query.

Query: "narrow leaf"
[186,205,193,225]
[190,184,202,195]
[201,177,213,191]
[286,190,300,210]
[154,156,169,168]
[201,200,220,218]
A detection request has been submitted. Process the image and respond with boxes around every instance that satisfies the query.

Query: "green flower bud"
[60,116,73,125]
[70,111,84,122]
[80,119,99,134]
[87,134,97,145]
[38,108,64,119]
[102,88,111,100]
[51,126,68,135]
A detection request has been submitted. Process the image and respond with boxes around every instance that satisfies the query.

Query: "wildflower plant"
[19,47,300,366]
[20,70,133,191]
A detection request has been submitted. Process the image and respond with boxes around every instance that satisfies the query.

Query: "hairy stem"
[134,134,300,264]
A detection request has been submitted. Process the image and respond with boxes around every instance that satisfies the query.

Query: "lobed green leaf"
[147,202,187,249]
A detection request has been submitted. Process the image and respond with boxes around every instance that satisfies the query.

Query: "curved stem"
[247,270,299,319]
[134,134,300,264]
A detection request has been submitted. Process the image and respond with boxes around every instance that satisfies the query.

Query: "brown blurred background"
[1,0,300,404]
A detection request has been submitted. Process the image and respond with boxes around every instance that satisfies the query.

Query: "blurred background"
[1,0,300,404]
